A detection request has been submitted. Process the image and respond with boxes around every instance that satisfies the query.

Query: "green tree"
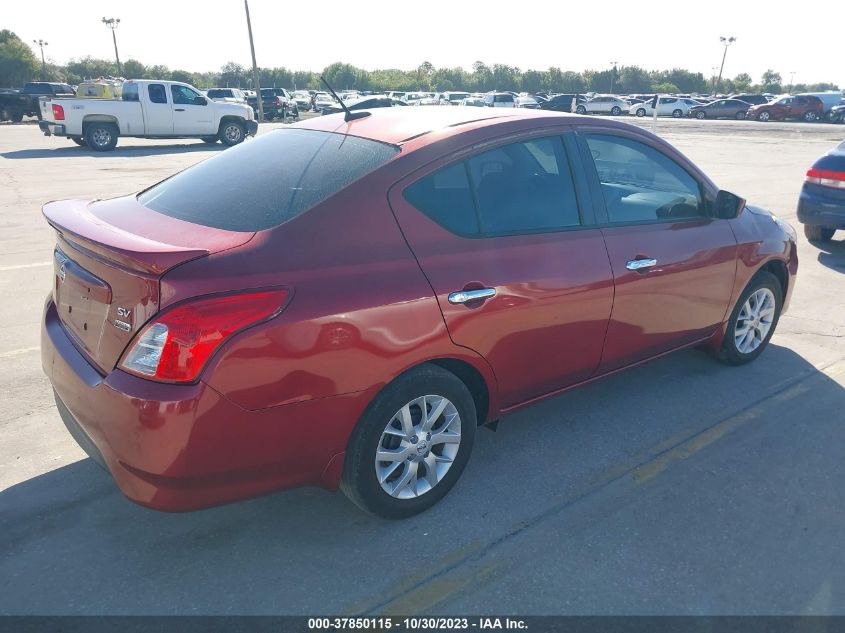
[653,82,680,94]
[65,57,118,82]
[733,73,753,92]
[0,30,40,87]
[220,61,247,88]
[322,62,361,91]
[760,69,782,93]
[616,66,652,93]
[122,59,147,79]
[171,69,197,85]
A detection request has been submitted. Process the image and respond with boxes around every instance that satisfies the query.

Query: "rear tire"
[804,225,835,241]
[717,271,783,366]
[672,109,683,118]
[804,111,818,122]
[218,120,246,146]
[636,108,646,117]
[696,111,706,120]
[341,364,477,519]
[758,111,771,121]
[610,106,622,116]
[84,122,118,152]
[576,105,586,115]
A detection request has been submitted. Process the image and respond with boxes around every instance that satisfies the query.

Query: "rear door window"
[138,129,398,231]
[148,84,167,104]
[404,136,582,236]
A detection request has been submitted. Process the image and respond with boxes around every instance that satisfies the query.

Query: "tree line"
[2,30,839,96]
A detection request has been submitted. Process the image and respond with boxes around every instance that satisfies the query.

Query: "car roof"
[295,106,589,145]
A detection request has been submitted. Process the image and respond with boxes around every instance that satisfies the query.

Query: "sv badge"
[114,307,132,332]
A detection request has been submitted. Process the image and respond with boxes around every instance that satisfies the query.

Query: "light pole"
[789,71,796,92]
[714,36,736,96]
[32,39,48,78]
[609,61,618,94]
[711,66,719,93]
[244,0,264,123]
[102,17,122,77]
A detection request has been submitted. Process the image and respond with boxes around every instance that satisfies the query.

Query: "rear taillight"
[119,289,289,383]
[274,97,282,106]
[52,104,65,120]
[805,168,845,189]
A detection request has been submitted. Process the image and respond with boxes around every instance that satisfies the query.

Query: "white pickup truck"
[38,79,258,151]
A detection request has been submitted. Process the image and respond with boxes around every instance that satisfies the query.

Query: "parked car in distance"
[515,96,542,109]
[0,81,74,121]
[629,96,691,118]
[249,87,297,121]
[688,99,750,120]
[461,96,486,107]
[290,90,312,111]
[537,94,588,112]
[480,92,515,108]
[206,88,247,104]
[443,92,470,105]
[37,79,256,150]
[41,108,797,518]
[829,104,845,124]
[582,95,628,116]
[313,92,336,112]
[797,92,845,116]
[729,94,770,106]
[747,95,824,122]
[798,139,845,241]
[320,96,407,115]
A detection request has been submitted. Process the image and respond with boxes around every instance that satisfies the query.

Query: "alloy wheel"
[91,127,112,147]
[734,288,776,354]
[224,124,242,142]
[374,394,461,499]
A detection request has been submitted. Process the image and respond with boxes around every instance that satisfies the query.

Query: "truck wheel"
[70,136,87,147]
[84,122,119,152]
[804,225,835,241]
[219,120,246,146]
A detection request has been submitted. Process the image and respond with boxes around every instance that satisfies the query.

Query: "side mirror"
[195,96,207,106]
[713,190,745,219]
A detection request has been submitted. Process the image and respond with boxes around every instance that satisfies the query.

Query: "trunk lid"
[44,196,254,373]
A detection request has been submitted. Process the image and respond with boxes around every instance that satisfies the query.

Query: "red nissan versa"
[41,108,798,518]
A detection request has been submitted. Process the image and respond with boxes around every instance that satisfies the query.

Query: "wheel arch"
[82,114,120,134]
[759,257,789,299]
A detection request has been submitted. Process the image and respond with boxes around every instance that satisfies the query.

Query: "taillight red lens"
[275,97,282,106]
[805,168,845,189]
[52,104,65,121]
[119,289,289,383]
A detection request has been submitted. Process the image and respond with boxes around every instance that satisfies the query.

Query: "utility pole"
[32,40,48,79]
[714,36,736,96]
[102,17,122,77]
[609,61,618,94]
[244,0,264,123]
[789,71,796,93]
[711,66,719,93]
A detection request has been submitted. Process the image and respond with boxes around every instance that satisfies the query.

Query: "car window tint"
[585,134,703,223]
[171,85,201,105]
[404,163,480,235]
[148,84,167,104]
[138,129,398,232]
[468,137,580,233]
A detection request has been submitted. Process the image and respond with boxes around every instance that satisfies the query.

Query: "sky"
[5,0,843,87]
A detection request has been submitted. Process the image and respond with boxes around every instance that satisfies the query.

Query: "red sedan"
[41,108,798,518]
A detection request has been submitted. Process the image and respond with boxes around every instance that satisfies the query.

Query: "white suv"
[628,96,692,118]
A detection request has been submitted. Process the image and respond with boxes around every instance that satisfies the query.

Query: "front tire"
[696,111,707,120]
[672,109,683,118]
[804,111,818,122]
[575,105,586,115]
[218,120,246,146]
[717,271,783,366]
[636,108,646,117]
[757,111,771,121]
[341,364,477,519]
[610,106,622,116]
[84,122,118,152]
[804,225,835,241]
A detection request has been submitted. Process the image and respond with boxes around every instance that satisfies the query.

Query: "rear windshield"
[138,129,398,231]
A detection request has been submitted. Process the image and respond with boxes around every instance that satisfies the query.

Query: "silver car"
[582,95,628,116]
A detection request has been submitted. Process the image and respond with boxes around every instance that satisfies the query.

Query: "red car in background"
[747,95,825,122]
[41,108,798,518]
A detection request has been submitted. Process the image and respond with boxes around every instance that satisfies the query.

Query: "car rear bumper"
[41,298,372,511]
[38,120,65,136]
[798,186,845,229]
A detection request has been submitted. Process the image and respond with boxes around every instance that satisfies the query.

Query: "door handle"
[626,258,658,271]
[174,108,185,112]
[448,288,496,304]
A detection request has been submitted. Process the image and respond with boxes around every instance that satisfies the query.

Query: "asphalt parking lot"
[1,117,844,615]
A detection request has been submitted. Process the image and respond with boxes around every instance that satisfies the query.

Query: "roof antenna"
[320,75,370,122]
